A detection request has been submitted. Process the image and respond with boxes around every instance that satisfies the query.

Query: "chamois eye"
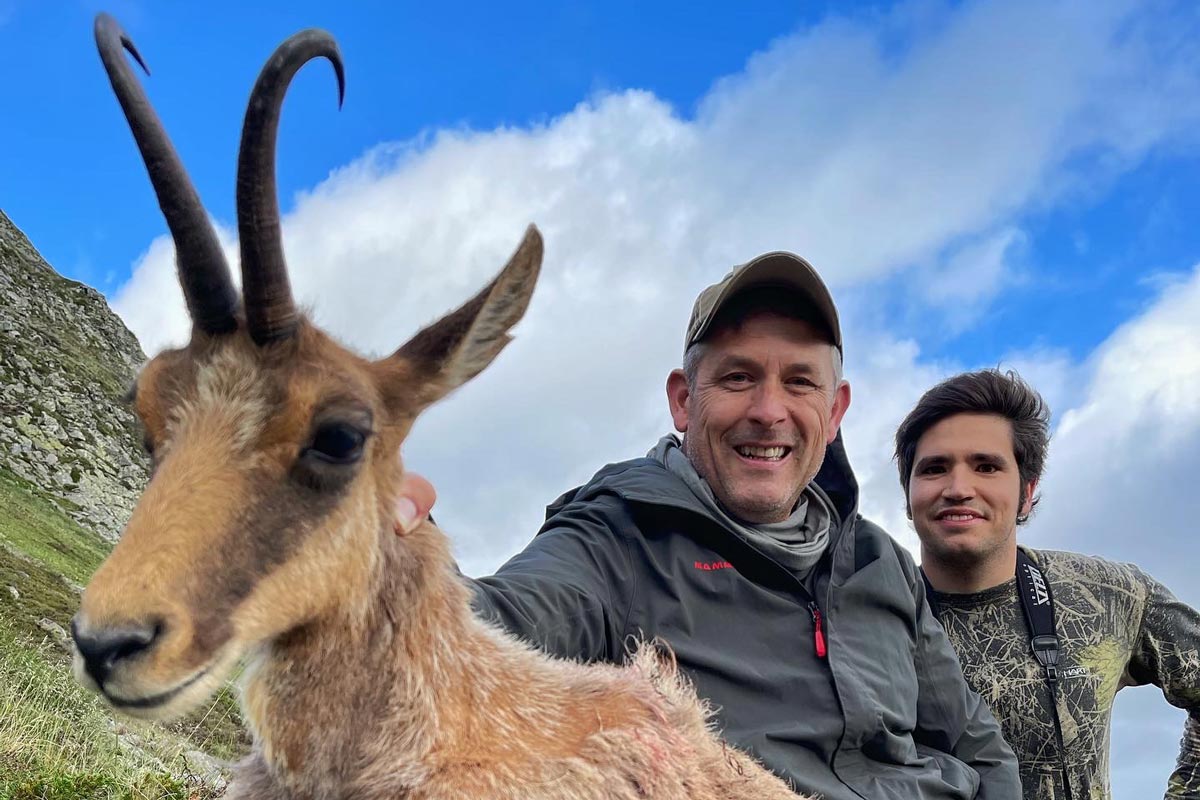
[306,423,367,465]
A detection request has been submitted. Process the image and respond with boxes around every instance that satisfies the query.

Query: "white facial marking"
[168,348,271,454]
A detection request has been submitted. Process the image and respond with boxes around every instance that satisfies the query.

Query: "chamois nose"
[71,617,161,685]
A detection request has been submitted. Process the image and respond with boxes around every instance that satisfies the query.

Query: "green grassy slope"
[0,467,249,799]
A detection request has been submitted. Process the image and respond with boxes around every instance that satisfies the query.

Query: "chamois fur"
[221,494,807,799]
[74,14,810,800]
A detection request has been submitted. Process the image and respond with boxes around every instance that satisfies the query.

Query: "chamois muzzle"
[71,617,162,687]
[237,29,345,345]
[94,13,238,336]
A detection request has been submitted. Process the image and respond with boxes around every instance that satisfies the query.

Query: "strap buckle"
[1031,634,1060,679]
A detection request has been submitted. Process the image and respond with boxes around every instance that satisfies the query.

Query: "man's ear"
[825,380,851,445]
[666,369,691,433]
[1020,477,1039,517]
[378,226,543,414]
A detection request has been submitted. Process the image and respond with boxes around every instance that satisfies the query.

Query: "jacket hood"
[547,431,860,529]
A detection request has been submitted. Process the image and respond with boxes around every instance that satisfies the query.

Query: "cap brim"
[690,252,842,352]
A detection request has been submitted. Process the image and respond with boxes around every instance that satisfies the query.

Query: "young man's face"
[908,412,1036,570]
[667,311,850,524]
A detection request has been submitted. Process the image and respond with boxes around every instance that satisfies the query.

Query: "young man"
[396,255,1019,798]
[895,369,1200,799]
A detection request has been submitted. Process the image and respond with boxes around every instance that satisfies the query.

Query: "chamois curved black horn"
[94,13,238,336]
[236,29,344,345]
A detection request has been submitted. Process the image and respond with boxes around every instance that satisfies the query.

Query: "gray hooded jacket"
[469,434,1019,799]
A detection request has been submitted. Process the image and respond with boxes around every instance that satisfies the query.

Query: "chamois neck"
[244,521,479,796]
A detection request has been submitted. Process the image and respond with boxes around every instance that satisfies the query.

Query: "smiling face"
[667,311,850,523]
[907,412,1036,573]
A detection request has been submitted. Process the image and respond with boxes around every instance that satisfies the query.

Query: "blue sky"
[5,1,1199,367]
[3,1,1200,795]
[3,1,825,290]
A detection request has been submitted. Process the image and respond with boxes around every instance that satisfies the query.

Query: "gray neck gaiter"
[650,434,831,577]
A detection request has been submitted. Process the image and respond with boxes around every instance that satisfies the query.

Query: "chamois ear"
[384,225,543,413]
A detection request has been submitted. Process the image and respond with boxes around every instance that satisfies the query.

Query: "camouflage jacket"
[930,548,1200,800]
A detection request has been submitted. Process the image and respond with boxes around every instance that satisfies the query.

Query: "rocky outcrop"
[0,209,148,542]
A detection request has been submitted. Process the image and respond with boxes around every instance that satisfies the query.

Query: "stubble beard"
[923,525,1015,575]
[682,434,798,523]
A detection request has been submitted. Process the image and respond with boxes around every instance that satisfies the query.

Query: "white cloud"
[114,224,239,352]
[915,228,1026,331]
[107,1,1200,794]
[1030,264,1200,587]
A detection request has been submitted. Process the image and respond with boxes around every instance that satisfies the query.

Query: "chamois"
[72,14,808,800]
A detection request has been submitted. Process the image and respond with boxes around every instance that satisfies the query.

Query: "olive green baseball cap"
[685,251,842,354]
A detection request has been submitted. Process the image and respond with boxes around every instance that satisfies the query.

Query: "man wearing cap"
[394,253,1020,798]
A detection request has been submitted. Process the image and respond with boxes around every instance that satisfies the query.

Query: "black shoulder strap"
[1016,549,1059,676]
[1015,549,1073,800]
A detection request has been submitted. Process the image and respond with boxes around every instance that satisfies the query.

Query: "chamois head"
[72,14,542,720]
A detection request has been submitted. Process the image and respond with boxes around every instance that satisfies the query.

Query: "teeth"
[736,445,787,460]
[942,514,977,521]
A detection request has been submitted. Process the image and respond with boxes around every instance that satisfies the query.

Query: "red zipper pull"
[810,601,827,659]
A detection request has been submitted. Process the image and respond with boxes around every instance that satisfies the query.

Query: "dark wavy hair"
[894,369,1050,524]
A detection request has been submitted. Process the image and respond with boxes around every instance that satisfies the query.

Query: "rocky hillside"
[0,209,244,796]
[0,209,148,542]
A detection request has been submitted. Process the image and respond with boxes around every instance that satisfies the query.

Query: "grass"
[0,468,109,589]
[0,629,221,800]
[0,768,203,800]
[0,466,249,797]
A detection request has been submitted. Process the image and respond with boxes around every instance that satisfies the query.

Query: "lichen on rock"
[0,208,149,543]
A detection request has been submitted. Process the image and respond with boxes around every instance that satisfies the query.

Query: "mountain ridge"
[0,207,148,542]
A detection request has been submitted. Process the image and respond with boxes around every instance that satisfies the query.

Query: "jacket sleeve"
[1122,568,1200,800]
[908,558,1022,799]
[466,492,638,664]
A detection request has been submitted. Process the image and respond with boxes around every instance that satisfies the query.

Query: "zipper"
[687,500,842,662]
[809,601,827,659]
